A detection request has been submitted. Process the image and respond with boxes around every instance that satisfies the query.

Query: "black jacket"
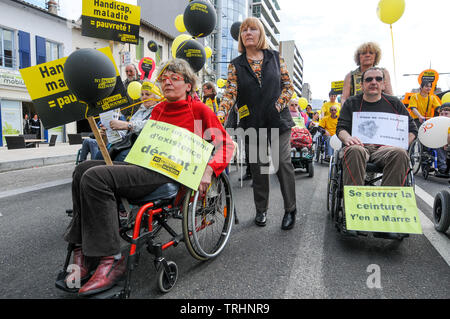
[232,49,294,134]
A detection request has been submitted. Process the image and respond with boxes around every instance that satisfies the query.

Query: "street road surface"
[0,162,448,299]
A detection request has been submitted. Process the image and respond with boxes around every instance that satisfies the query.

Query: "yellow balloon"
[171,34,192,58]
[205,46,212,59]
[217,78,226,88]
[175,14,186,33]
[127,81,142,100]
[442,92,450,104]
[377,0,405,25]
[292,92,297,100]
[298,97,308,110]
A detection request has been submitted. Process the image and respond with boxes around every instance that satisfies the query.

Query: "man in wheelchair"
[337,67,417,186]
[334,67,418,237]
[62,59,235,296]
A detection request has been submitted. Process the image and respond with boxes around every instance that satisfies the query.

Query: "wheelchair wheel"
[327,157,337,212]
[182,172,234,261]
[157,261,178,293]
[307,162,314,177]
[408,139,422,175]
[433,190,450,233]
[314,142,320,162]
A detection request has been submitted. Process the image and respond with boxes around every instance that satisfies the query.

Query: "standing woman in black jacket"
[220,17,297,230]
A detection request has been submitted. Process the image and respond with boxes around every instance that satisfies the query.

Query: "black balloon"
[64,48,116,105]
[230,21,241,41]
[147,40,158,52]
[183,0,217,38]
[175,39,206,73]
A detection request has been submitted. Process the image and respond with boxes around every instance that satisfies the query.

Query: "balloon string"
[390,24,398,92]
[88,97,165,120]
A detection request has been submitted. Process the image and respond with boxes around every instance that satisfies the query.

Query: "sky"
[278,0,450,100]
[42,0,450,101]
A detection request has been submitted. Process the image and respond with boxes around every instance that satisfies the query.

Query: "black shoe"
[255,211,267,226]
[437,169,449,177]
[239,172,252,181]
[281,209,296,230]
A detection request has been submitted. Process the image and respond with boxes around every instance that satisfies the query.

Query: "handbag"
[108,132,139,161]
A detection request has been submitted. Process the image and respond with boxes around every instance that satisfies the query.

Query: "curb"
[0,154,77,173]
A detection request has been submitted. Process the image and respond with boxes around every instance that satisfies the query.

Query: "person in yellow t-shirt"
[408,80,441,127]
[320,90,341,119]
[318,105,339,158]
[202,81,226,125]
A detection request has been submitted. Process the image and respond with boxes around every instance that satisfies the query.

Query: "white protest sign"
[352,112,408,149]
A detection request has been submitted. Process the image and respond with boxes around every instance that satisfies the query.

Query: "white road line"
[414,185,435,207]
[0,178,72,200]
[417,208,450,266]
[414,185,450,267]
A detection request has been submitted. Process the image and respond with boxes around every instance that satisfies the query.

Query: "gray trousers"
[340,144,410,186]
[248,129,296,213]
[64,160,172,257]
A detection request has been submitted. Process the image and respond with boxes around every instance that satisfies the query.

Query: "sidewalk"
[0,143,81,173]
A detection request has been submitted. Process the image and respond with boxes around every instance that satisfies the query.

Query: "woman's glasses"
[364,76,383,83]
[157,74,184,84]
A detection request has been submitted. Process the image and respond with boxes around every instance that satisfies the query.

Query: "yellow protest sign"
[343,186,422,234]
[19,47,128,129]
[82,0,141,44]
[238,105,250,119]
[331,81,344,94]
[125,120,214,190]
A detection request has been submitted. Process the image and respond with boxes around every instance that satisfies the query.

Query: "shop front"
[0,69,66,146]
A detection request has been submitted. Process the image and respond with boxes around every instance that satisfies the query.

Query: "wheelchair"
[408,138,450,180]
[432,190,450,233]
[314,132,328,164]
[327,147,414,240]
[55,172,235,298]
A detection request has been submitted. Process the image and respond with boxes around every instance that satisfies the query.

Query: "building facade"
[249,0,280,50]
[279,40,303,97]
[0,0,73,146]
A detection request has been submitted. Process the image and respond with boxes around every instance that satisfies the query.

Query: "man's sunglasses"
[364,76,383,83]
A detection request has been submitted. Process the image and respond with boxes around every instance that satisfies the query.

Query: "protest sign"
[352,112,409,149]
[82,0,140,44]
[344,186,422,234]
[20,47,128,129]
[331,81,344,94]
[138,57,155,80]
[125,120,214,190]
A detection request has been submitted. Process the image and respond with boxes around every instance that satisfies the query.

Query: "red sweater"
[150,96,235,176]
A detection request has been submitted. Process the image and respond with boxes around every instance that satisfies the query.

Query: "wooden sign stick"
[87,116,113,166]
[87,115,132,215]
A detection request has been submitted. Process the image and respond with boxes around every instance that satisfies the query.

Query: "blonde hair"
[354,42,382,66]
[238,17,269,53]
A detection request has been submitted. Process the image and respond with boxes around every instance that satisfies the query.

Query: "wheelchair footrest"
[88,280,127,299]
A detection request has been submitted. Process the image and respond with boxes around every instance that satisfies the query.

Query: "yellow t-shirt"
[204,97,226,124]
[321,102,341,118]
[319,116,338,136]
[408,93,441,119]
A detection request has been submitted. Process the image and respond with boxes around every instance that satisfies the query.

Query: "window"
[136,37,144,61]
[46,41,60,62]
[156,45,163,65]
[0,27,15,68]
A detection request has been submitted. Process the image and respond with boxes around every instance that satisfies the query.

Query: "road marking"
[417,208,450,266]
[414,185,450,266]
[414,185,435,207]
[0,178,72,200]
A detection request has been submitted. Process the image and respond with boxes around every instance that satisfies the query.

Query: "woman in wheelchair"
[62,59,235,296]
